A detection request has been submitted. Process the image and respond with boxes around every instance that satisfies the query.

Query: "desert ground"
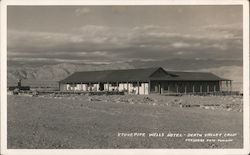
[7,94,243,149]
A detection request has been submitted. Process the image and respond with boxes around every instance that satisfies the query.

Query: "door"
[99,83,104,91]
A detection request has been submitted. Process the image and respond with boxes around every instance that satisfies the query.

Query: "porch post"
[127,82,129,94]
[148,81,151,94]
[226,81,228,92]
[143,82,145,94]
[137,81,140,95]
[158,83,161,94]
[219,81,222,92]
[192,82,195,93]
[184,84,187,94]
[162,83,164,94]
[168,83,170,94]
[117,81,119,92]
[230,81,232,92]
[176,83,179,94]
[107,82,109,92]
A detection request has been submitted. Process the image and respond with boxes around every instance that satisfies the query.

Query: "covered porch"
[149,80,233,95]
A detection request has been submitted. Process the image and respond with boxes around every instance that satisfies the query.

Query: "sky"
[7,5,243,65]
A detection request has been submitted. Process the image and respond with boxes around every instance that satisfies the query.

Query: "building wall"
[60,83,99,91]
[60,82,149,95]
[104,82,149,95]
[60,81,221,94]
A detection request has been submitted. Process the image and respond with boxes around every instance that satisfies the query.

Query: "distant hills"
[198,66,243,92]
[7,62,135,87]
[7,58,243,91]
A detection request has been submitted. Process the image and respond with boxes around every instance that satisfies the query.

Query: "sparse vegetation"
[8,94,243,149]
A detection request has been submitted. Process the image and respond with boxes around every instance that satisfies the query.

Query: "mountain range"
[7,58,243,91]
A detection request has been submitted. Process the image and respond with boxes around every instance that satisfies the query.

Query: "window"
[132,82,141,87]
[111,83,118,87]
[69,84,76,87]
[87,83,94,87]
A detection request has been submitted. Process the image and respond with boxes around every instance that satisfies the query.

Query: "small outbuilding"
[59,67,232,95]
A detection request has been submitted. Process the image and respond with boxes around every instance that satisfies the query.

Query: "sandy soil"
[7,94,243,149]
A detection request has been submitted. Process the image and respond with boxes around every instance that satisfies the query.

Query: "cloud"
[202,23,242,32]
[8,57,111,65]
[8,23,243,65]
[75,7,91,16]
[200,23,243,40]
[172,42,190,48]
[176,51,184,55]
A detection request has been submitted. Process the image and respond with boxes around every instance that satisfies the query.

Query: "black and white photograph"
[1,0,249,154]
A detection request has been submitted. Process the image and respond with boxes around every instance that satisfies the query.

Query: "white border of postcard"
[1,0,249,155]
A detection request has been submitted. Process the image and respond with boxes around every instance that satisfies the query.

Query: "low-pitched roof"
[59,67,229,83]
[150,71,229,81]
